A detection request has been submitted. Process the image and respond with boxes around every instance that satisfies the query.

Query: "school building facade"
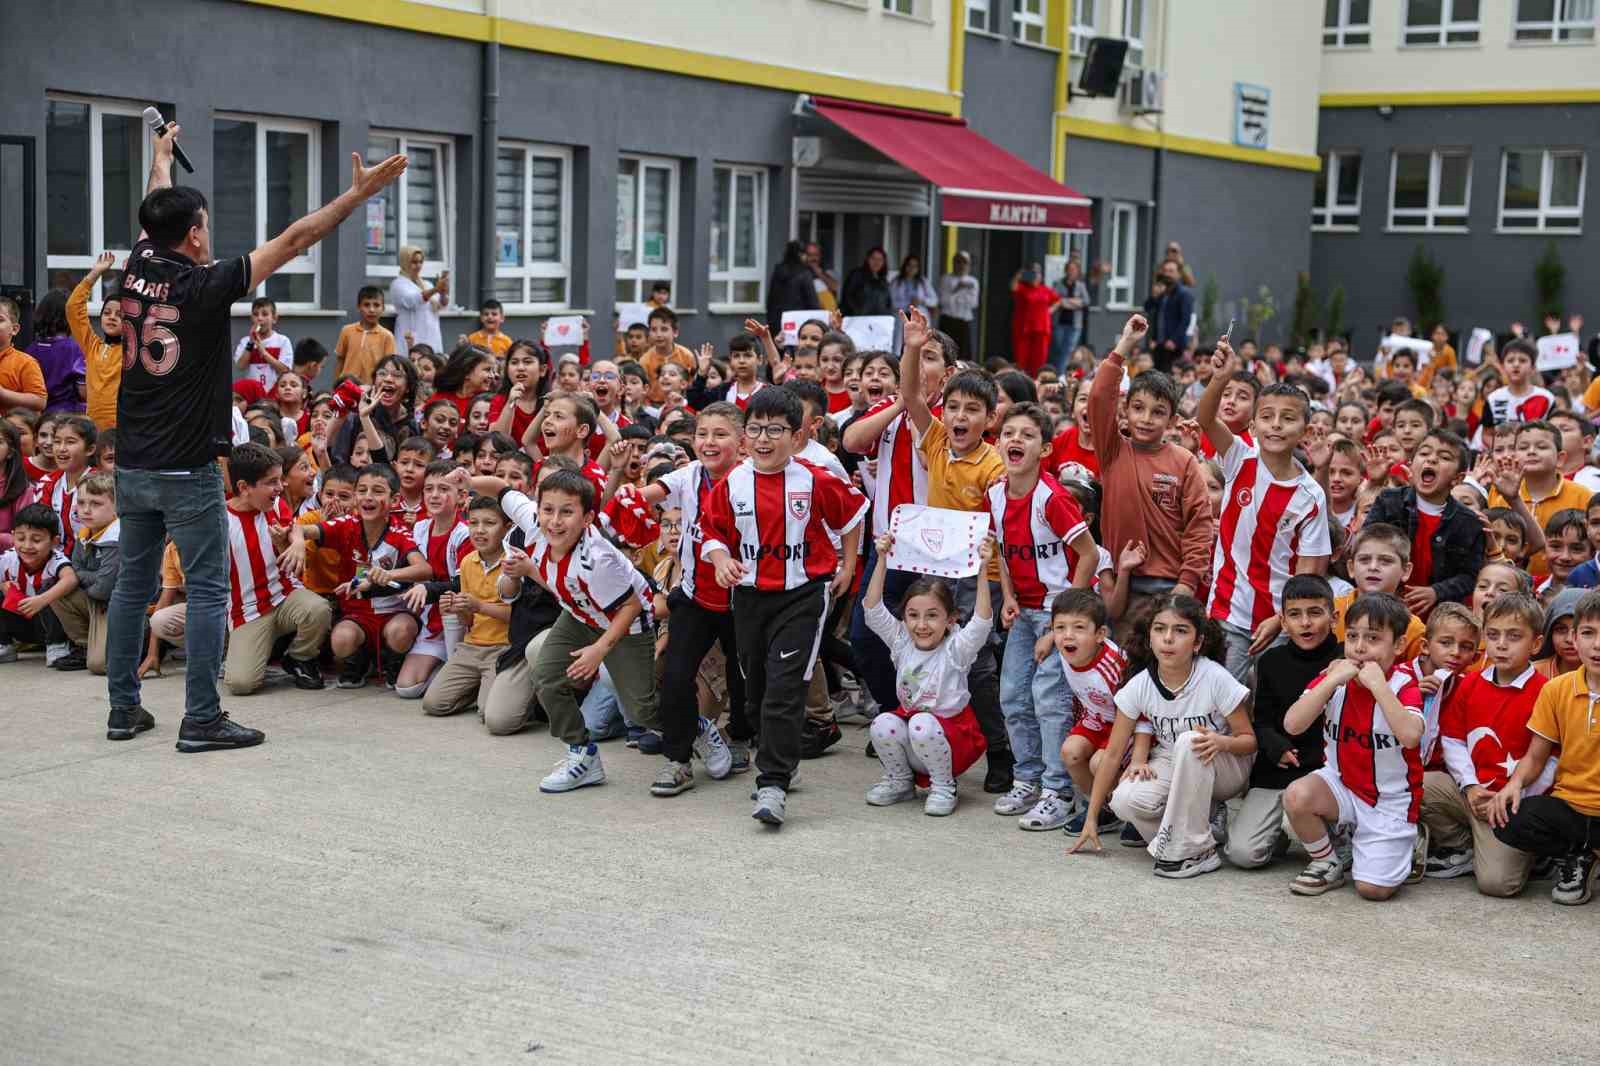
[1,0,1591,370]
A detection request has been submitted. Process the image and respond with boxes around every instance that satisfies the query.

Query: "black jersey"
[116,239,251,469]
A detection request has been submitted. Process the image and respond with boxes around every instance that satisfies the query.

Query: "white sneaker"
[992,780,1040,816]
[539,744,606,793]
[1019,789,1070,831]
[752,786,787,826]
[0,642,16,664]
[650,760,694,797]
[924,784,958,817]
[1290,854,1348,896]
[693,716,734,779]
[44,642,70,666]
[866,777,916,806]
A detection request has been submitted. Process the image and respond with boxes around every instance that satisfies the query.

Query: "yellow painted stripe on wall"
[1320,89,1600,108]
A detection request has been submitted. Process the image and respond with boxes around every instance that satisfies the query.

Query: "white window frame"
[1012,0,1046,44]
[1313,150,1363,231]
[1498,148,1586,231]
[1403,0,1481,46]
[1388,148,1472,231]
[881,0,917,14]
[1070,0,1097,55]
[1122,0,1146,68]
[1323,0,1372,47]
[1513,0,1597,42]
[44,93,152,308]
[494,141,573,312]
[966,0,992,32]
[615,153,680,304]
[364,130,454,292]
[215,112,321,311]
[709,164,768,312]
[1107,202,1138,309]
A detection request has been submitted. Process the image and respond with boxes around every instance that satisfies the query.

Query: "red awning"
[810,96,1091,233]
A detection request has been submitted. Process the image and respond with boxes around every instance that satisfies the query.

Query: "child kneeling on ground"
[1070,593,1256,878]
[861,532,996,816]
[0,503,80,667]
[1284,592,1425,900]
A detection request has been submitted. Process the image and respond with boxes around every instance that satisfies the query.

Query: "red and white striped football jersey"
[725,381,764,411]
[37,469,80,556]
[987,474,1091,610]
[412,514,472,635]
[699,458,868,592]
[655,461,730,612]
[0,547,69,596]
[392,494,424,532]
[499,490,656,634]
[1208,437,1331,633]
[1486,385,1554,425]
[1316,666,1426,823]
[1061,639,1126,732]
[226,504,297,628]
[531,458,608,514]
[859,398,930,537]
[316,514,421,614]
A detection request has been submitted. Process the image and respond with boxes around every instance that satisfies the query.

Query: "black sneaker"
[1530,854,1561,882]
[1552,852,1599,906]
[175,712,265,753]
[379,649,406,688]
[281,655,325,690]
[983,749,1015,794]
[52,646,88,671]
[799,719,842,759]
[337,648,371,689]
[106,705,156,741]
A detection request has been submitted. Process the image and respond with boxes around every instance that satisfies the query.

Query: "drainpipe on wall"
[478,36,500,306]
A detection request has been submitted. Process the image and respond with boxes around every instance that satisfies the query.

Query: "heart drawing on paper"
[920,528,945,554]
[557,323,572,336]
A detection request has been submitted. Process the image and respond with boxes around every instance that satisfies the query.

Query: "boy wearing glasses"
[701,389,868,827]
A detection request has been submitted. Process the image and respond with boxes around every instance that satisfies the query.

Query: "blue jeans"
[999,606,1073,792]
[106,464,229,723]
[1049,322,1081,376]
[580,667,638,739]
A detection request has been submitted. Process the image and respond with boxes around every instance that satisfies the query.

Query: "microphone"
[142,107,194,174]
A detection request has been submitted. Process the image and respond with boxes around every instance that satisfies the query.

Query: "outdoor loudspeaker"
[1077,37,1128,98]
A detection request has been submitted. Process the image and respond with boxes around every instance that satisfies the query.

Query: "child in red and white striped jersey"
[392,461,473,699]
[0,502,79,663]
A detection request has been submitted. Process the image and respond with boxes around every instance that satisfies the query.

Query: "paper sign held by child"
[543,316,586,347]
[780,310,830,346]
[887,504,987,579]
[1536,332,1580,372]
[841,316,895,353]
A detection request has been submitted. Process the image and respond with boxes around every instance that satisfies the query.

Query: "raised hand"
[900,307,931,353]
[1118,540,1148,573]
[349,150,408,200]
[87,250,117,279]
[1120,314,1149,348]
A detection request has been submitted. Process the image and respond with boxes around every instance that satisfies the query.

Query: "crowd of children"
[4,269,1600,907]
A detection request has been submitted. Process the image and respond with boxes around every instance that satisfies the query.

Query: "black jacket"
[1250,632,1342,790]
[766,260,819,328]
[841,268,892,317]
[496,523,561,674]
[1361,486,1484,606]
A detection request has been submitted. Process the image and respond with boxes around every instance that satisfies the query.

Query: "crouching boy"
[50,472,121,673]
[221,443,331,694]
[419,495,512,716]
[0,504,79,666]
[1283,592,1425,900]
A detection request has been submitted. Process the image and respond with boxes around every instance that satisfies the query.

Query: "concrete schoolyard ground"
[3,662,1597,1065]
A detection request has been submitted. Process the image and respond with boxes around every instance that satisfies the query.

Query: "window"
[1123,0,1146,68]
[213,114,319,308]
[1012,0,1045,43]
[494,142,571,309]
[1070,0,1096,55]
[1313,151,1363,229]
[44,95,151,303]
[616,155,678,303]
[709,165,767,309]
[1389,149,1471,230]
[1323,0,1371,46]
[882,0,916,14]
[1514,0,1596,41]
[1107,202,1138,308]
[1500,149,1585,230]
[1403,0,1480,45]
[364,132,453,293]
[966,0,991,31]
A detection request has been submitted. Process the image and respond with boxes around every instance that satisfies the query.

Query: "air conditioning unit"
[1120,69,1164,115]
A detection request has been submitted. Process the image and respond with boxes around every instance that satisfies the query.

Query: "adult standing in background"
[1163,240,1197,288]
[841,247,893,318]
[765,240,819,329]
[105,122,405,752]
[390,244,446,353]
[1049,258,1089,375]
[1148,257,1194,373]
[804,242,839,313]
[1009,263,1058,375]
[889,254,937,316]
[938,250,980,360]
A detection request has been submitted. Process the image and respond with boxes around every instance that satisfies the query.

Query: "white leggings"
[870,711,955,789]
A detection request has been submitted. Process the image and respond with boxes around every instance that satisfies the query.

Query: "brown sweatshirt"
[1089,353,1215,594]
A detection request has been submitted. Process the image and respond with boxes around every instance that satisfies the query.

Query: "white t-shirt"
[233,329,293,390]
[1572,465,1600,494]
[799,439,849,483]
[864,600,993,717]
[1114,657,1250,753]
